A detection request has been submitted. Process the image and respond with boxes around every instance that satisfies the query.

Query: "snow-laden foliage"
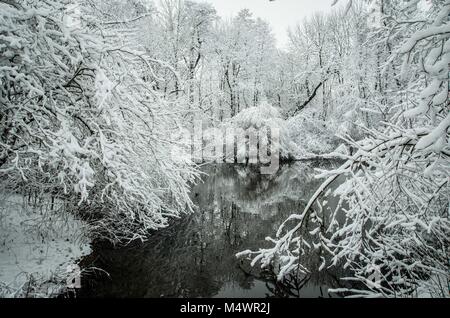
[285,113,341,157]
[201,101,283,161]
[202,101,341,162]
[1,0,448,298]
[239,0,450,298]
[0,0,199,243]
[232,100,283,130]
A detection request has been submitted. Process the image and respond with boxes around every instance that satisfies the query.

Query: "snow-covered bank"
[0,193,91,297]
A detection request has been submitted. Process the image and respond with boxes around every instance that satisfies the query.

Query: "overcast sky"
[192,0,343,49]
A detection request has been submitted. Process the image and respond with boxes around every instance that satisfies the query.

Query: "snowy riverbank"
[0,192,91,297]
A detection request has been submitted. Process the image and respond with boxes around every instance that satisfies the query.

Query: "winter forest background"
[0,0,449,298]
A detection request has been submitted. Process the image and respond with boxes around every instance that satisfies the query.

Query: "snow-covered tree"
[0,0,199,243]
[239,0,450,297]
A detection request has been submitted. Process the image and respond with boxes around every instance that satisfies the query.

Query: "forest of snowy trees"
[0,0,449,298]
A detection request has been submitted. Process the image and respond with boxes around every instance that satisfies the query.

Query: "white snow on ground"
[0,192,91,297]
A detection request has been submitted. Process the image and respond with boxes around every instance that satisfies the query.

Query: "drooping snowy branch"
[238,0,450,298]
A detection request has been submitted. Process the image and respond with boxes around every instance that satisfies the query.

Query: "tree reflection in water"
[78,162,350,298]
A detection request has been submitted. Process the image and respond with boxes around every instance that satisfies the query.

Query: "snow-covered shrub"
[231,101,296,160]
[203,101,314,162]
[232,100,283,130]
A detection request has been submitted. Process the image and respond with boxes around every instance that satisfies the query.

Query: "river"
[77,162,351,298]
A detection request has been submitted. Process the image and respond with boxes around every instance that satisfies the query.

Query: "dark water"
[78,162,350,298]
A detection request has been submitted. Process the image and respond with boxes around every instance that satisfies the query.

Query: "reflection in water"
[78,162,350,298]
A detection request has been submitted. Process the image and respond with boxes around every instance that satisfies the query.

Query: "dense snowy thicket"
[239,0,450,298]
